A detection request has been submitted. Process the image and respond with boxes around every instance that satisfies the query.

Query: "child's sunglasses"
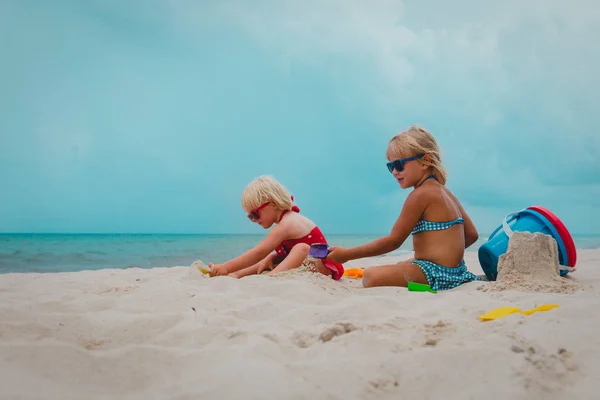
[247,202,270,221]
[386,154,424,173]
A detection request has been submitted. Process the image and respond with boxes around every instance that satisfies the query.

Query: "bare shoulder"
[267,218,289,240]
[401,185,438,218]
[415,183,464,220]
[412,182,444,203]
[440,185,462,206]
[439,185,467,216]
[279,212,316,236]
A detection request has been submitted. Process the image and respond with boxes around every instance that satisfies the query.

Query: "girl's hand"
[327,246,350,264]
[208,263,228,277]
[256,258,274,275]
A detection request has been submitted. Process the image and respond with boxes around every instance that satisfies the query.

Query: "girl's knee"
[291,243,310,256]
[362,268,377,288]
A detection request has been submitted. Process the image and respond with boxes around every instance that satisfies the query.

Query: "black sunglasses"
[386,154,424,173]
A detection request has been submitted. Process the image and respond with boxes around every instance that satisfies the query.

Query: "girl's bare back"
[412,183,470,268]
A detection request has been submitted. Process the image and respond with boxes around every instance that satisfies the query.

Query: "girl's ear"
[421,153,432,167]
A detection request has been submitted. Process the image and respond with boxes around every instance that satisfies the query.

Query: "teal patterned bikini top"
[411,218,464,235]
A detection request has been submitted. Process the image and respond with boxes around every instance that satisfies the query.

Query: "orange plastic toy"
[342,268,364,279]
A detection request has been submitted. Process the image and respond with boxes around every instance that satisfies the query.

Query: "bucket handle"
[501,211,520,238]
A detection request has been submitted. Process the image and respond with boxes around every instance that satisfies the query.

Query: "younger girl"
[326,125,481,291]
[208,176,344,280]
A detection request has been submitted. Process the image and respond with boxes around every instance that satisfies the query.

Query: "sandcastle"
[481,231,581,293]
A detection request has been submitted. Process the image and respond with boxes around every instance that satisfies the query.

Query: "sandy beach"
[1,250,599,400]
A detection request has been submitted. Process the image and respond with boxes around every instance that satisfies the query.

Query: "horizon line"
[0,232,599,237]
[0,232,388,236]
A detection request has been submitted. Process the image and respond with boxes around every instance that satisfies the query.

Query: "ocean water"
[1,233,599,274]
[0,234,404,274]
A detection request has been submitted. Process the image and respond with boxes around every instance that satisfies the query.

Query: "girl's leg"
[268,243,312,275]
[228,264,260,278]
[362,258,428,288]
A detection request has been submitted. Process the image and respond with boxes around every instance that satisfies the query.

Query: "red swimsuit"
[274,209,344,280]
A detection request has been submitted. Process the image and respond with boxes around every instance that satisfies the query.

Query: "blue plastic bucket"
[478,209,570,281]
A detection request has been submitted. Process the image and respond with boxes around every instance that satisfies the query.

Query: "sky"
[1,0,599,235]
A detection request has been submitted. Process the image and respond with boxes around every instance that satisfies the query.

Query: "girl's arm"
[333,191,428,262]
[211,224,290,275]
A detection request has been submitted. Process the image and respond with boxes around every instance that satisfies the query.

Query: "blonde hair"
[387,124,447,185]
[241,175,294,212]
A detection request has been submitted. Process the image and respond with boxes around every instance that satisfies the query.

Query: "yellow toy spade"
[478,304,559,322]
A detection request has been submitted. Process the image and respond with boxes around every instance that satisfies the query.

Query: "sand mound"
[481,231,582,294]
[269,257,321,277]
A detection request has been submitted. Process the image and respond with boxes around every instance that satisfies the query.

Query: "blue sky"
[1,0,599,235]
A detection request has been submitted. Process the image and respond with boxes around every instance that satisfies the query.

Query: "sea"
[1,233,599,274]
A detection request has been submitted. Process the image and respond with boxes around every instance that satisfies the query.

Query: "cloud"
[164,0,600,178]
[1,0,599,234]
[185,0,599,233]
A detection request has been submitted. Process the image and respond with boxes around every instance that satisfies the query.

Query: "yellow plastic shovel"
[478,304,559,322]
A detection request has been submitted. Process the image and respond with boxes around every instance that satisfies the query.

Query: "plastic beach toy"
[478,304,559,322]
[478,207,575,281]
[407,282,437,294]
[191,261,211,275]
[342,268,364,279]
[308,243,330,259]
[199,266,211,274]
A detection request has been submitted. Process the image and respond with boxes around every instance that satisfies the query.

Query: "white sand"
[1,250,599,400]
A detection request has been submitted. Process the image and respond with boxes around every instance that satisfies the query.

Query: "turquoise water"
[1,234,598,274]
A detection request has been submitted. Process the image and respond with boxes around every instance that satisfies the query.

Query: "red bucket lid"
[527,205,577,267]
